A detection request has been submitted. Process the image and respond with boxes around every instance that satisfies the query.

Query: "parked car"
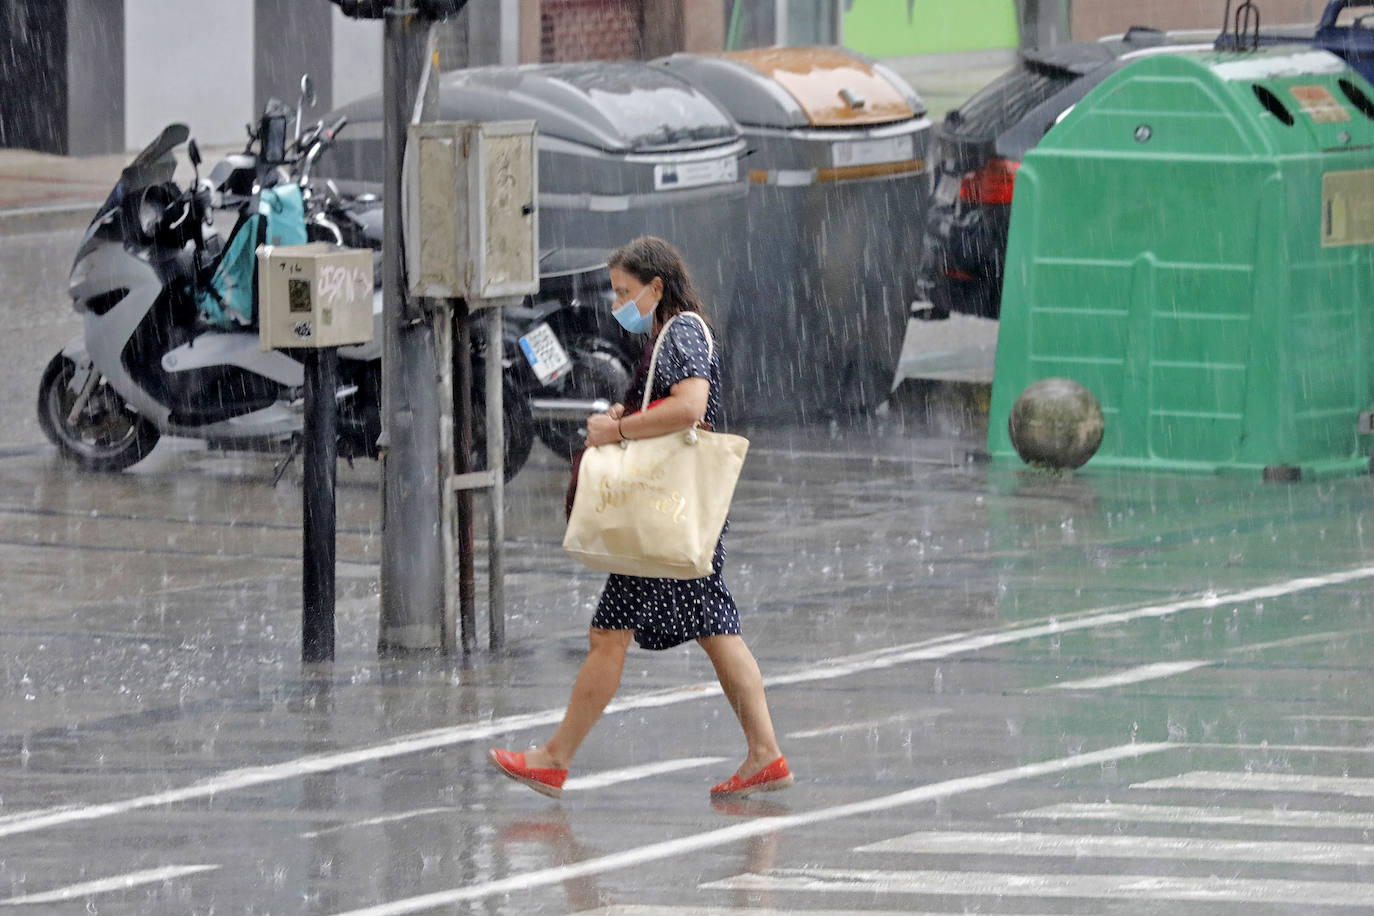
[916,28,1212,320]
[1216,0,1374,85]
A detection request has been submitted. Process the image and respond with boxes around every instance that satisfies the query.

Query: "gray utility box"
[257,243,374,350]
[323,61,748,378]
[405,120,540,301]
[658,47,932,420]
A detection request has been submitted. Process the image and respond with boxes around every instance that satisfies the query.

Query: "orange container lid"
[718,47,915,127]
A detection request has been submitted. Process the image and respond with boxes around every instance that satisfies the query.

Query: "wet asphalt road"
[2,227,1374,913]
[2,405,1374,913]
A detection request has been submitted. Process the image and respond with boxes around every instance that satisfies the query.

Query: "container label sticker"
[832,135,916,168]
[653,157,738,192]
[1291,84,1351,123]
[1322,169,1374,247]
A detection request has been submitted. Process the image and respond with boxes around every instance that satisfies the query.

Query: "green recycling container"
[989,48,1374,479]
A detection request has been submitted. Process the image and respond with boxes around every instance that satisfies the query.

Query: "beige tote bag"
[562,313,749,579]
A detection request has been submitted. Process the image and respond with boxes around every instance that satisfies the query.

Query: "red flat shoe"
[709,755,794,798]
[487,748,568,799]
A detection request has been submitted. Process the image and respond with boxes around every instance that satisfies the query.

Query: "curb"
[0,202,99,236]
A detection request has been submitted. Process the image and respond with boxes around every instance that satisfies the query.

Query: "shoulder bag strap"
[641,312,714,413]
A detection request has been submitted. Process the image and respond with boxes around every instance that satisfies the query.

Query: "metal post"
[378,9,446,652]
[455,305,478,652]
[485,303,506,648]
[302,348,338,664]
[435,304,457,654]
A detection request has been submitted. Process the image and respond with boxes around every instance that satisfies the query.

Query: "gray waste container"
[322,62,748,374]
[657,47,931,421]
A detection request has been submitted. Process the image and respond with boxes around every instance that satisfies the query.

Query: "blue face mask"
[612,289,656,335]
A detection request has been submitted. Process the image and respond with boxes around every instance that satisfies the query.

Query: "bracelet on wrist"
[618,417,628,441]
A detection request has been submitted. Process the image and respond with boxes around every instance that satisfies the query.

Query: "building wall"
[332,12,384,109]
[844,0,1020,58]
[124,0,255,148]
[1072,0,1329,39]
[540,0,643,61]
[0,1,68,154]
[68,0,124,156]
[255,0,334,121]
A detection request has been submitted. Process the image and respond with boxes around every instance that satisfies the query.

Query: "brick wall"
[541,0,643,62]
[1073,0,1330,40]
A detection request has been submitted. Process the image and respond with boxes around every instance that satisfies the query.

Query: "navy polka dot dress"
[590,313,741,651]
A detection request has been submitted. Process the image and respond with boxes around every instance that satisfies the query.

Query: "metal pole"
[455,304,478,652]
[435,305,457,654]
[485,302,505,648]
[378,9,446,652]
[302,347,338,664]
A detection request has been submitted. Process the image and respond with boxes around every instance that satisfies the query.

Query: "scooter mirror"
[188,139,202,168]
[297,74,317,143]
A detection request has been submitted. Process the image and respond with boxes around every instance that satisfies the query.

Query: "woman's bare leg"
[697,634,783,777]
[522,627,633,770]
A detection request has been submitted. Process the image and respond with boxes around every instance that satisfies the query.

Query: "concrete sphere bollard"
[1008,378,1104,470]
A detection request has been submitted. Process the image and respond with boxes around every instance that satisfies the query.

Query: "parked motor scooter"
[37,80,536,478]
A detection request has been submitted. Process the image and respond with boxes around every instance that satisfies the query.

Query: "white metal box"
[257,243,375,350]
[406,120,540,302]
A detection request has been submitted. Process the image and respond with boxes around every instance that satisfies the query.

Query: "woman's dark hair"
[607,236,710,332]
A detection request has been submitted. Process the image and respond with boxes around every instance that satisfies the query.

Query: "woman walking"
[488,236,791,800]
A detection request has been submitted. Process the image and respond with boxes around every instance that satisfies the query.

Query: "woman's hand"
[585,412,621,448]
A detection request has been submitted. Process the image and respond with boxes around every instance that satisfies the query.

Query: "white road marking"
[570,908,1046,916]
[0,865,219,906]
[1039,660,1213,691]
[856,829,1374,866]
[1225,629,1364,654]
[6,563,1371,842]
[1013,802,1374,830]
[699,867,1374,906]
[787,710,950,740]
[327,742,1171,915]
[570,908,964,916]
[1188,742,1374,754]
[1285,715,1374,723]
[562,758,726,791]
[1134,770,1374,798]
[764,564,1374,690]
[299,808,455,839]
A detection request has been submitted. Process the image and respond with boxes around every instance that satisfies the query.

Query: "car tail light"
[959,157,1020,205]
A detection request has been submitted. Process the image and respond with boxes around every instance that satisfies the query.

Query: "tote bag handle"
[640,312,713,414]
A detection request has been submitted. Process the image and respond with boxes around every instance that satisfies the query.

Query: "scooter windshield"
[120,123,190,190]
[88,123,190,226]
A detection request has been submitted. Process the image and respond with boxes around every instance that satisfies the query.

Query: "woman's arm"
[585,378,708,447]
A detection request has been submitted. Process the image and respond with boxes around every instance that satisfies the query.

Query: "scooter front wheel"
[37,355,160,472]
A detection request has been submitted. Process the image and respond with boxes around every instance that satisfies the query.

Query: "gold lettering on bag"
[594,470,688,523]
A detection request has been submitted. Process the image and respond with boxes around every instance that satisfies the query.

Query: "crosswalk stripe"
[570,907,935,915]
[299,808,456,839]
[699,868,1374,906]
[562,758,726,792]
[0,865,219,905]
[1040,661,1212,691]
[1285,715,1374,723]
[1012,802,1374,830]
[1135,771,1374,798]
[329,742,1172,916]
[855,830,1374,866]
[788,710,949,740]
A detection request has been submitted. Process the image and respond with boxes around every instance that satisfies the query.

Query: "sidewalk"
[0,143,245,236]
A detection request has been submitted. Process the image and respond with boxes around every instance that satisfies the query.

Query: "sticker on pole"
[519,322,572,385]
